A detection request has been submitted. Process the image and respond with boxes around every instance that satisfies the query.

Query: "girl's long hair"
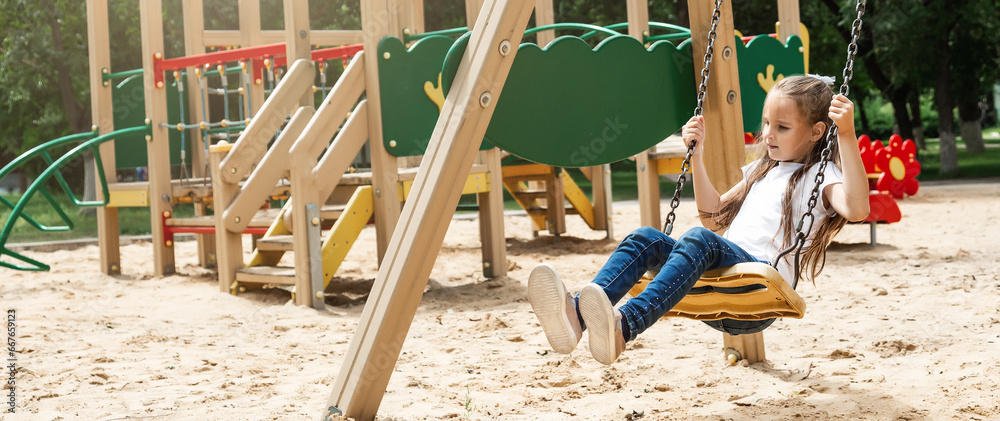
[702,76,847,283]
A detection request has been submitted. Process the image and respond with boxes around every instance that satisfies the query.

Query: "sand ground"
[2,179,999,420]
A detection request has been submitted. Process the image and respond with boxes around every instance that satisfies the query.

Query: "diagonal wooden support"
[322,0,535,419]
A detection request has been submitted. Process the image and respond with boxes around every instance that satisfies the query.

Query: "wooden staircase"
[232,182,374,296]
[502,163,610,237]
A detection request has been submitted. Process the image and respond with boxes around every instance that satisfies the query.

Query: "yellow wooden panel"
[107,189,149,207]
[560,170,595,229]
[398,172,491,201]
[321,186,374,286]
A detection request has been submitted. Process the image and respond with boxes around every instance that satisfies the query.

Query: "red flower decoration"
[874,134,921,199]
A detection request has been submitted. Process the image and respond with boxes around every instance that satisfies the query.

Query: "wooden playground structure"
[0,0,824,419]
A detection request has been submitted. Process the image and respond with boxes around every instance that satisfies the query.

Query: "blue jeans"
[579,226,765,341]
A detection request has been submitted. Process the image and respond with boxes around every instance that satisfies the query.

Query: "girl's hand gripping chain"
[682,115,707,159]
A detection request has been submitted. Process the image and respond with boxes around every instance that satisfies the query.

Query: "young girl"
[528,75,871,365]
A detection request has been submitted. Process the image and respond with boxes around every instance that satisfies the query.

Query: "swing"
[627,0,867,335]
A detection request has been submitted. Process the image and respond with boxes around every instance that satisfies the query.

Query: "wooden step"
[235,265,295,285]
[255,235,295,252]
[525,206,575,217]
[504,174,550,183]
[511,190,548,200]
[254,232,332,252]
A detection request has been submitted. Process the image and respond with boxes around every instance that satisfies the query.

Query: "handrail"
[524,23,623,39]
[1,125,151,271]
[218,59,315,185]
[403,27,470,42]
[223,51,367,234]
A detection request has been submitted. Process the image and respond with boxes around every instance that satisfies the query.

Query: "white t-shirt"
[723,161,843,280]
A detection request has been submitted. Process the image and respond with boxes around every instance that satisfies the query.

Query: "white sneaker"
[527,264,582,354]
[579,283,626,365]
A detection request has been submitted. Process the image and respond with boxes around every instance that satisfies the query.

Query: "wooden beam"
[626,0,661,229]
[140,0,176,276]
[688,0,745,193]
[203,30,364,47]
[324,1,534,418]
[362,0,402,264]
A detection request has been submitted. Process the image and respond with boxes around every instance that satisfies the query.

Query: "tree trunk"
[908,92,925,149]
[857,94,871,135]
[890,88,914,141]
[934,51,959,176]
[957,99,986,154]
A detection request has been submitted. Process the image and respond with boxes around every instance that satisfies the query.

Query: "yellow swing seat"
[628,262,806,321]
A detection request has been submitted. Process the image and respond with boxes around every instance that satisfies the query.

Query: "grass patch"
[1,192,194,244]
[915,131,1000,181]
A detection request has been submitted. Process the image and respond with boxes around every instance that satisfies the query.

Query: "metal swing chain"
[663,0,724,236]
[774,0,866,289]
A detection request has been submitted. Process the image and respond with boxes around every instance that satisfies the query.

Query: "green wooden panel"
[736,35,805,133]
[378,35,491,157]
[111,75,190,170]
[443,35,697,168]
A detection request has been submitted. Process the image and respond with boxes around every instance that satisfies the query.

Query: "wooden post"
[627,0,660,229]
[210,143,242,292]
[239,0,267,116]
[288,107,321,307]
[688,0,745,193]
[534,0,555,46]
[140,0,176,276]
[589,164,613,239]
[468,0,506,278]
[324,1,534,418]
[285,0,313,108]
[725,331,766,363]
[86,0,121,275]
[363,0,403,264]
[396,0,425,37]
[776,0,802,44]
[689,0,759,363]
[183,0,216,268]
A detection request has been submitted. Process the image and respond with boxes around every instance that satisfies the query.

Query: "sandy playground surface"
[2,179,999,420]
